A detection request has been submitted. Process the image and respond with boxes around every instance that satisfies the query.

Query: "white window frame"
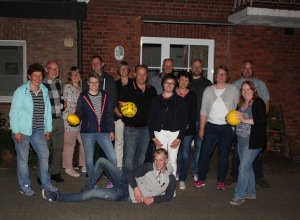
[140,37,215,82]
[0,40,27,103]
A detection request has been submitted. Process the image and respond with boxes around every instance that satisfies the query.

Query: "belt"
[124,124,145,129]
[53,116,62,119]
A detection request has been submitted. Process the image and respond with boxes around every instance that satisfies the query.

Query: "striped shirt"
[89,92,102,122]
[30,89,45,130]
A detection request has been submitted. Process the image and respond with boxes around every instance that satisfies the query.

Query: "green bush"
[0,129,16,166]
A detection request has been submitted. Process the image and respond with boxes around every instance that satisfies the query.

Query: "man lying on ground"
[42,148,175,205]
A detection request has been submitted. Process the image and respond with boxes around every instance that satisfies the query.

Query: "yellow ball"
[67,114,80,126]
[226,110,241,126]
[121,102,137,118]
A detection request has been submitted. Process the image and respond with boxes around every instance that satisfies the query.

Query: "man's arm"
[265,100,270,115]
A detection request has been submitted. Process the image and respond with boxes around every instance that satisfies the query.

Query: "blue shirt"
[232,77,270,102]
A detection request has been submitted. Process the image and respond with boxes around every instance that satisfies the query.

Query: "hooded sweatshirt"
[126,163,176,203]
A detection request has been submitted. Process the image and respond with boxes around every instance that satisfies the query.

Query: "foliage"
[0,129,16,166]
[0,112,7,128]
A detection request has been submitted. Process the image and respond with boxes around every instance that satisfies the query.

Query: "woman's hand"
[238,112,254,125]
[170,138,181,149]
[14,133,23,144]
[199,128,204,140]
[44,132,51,142]
[152,138,163,148]
[110,132,115,141]
[238,112,245,122]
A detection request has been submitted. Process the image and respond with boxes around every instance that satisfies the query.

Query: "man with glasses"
[42,148,176,205]
[149,58,174,95]
[119,65,157,173]
[40,60,65,183]
[189,59,212,182]
[226,60,271,188]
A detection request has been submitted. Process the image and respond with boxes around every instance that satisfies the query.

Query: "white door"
[140,37,214,82]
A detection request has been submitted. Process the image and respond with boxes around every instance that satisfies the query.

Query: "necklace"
[176,88,188,96]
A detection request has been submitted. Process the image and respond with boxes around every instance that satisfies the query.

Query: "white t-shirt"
[207,88,227,125]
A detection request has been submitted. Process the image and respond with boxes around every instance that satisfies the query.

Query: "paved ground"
[1,150,299,220]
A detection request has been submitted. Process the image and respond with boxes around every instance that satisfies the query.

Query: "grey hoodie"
[126,163,176,203]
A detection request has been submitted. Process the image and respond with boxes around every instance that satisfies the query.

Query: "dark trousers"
[230,138,264,181]
[144,141,155,163]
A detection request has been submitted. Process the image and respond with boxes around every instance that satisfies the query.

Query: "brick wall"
[0,18,77,81]
[81,0,300,135]
[1,0,299,135]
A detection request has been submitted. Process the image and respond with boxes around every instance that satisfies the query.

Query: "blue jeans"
[123,126,150,173]
[57,158,129,202]
[177,135,194,181]
[198,122,234,182]
[230,138,264,181]
[234,143,261,199]
[81,133,117,177]
[192,121,202,175]
[12,129,51,188]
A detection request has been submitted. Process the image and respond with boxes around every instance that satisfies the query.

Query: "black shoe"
[37,178,42,186]
[42,189,57,202]
[51,173,64,183]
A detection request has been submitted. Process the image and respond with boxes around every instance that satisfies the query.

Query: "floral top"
[63,83,81,132]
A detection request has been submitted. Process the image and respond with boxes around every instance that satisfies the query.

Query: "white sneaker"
[65,168,80,177]
[175,174,179,181]
[81,167,87,173]
[179,181,186,190]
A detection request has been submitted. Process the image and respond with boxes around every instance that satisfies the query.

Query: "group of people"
[9,56,270,206]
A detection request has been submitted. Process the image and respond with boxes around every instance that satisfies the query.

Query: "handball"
[121,102,137,118]
[67,114,80,126]
[226,110,241,126]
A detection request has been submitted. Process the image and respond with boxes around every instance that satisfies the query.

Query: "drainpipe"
[77,19,83,72]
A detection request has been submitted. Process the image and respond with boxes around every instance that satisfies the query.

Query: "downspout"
[77,19,83,72]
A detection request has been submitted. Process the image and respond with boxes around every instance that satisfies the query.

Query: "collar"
[132,81,150,90]
[45,76,59,84]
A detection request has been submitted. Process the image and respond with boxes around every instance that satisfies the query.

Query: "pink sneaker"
[107,182,114,188]
[193,180,206,188]
[217,182,226,190]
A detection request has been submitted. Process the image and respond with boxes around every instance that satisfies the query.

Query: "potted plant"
[266,137,274,151]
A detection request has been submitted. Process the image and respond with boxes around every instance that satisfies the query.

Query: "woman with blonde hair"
[62,66,86,177]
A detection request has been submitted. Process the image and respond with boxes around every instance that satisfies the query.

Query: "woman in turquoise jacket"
[10,63,57,197]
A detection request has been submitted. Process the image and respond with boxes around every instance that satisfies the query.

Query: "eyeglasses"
[47,67,60,71]
[164,82,175,86]
[192,66,202,69]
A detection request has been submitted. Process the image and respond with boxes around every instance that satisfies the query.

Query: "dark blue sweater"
[75,90,114,133]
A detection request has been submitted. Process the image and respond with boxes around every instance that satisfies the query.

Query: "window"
[0,40,26,102]
[140,37,214,82]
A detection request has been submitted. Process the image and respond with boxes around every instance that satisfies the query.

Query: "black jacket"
[148,94,187,140]
[245,97,267,149]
